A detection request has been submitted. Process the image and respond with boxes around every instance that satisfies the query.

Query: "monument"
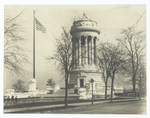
[68,13,106,95]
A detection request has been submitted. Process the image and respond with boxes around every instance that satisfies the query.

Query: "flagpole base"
[28,78,38,97]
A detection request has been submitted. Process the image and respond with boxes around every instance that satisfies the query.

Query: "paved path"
[55,99,146,114]
[4,98,139,113]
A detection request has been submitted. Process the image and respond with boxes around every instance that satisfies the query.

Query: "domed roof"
[70,13,100,35]
[73,13,96,23]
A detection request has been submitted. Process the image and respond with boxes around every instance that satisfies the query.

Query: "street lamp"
[90,78,94,105]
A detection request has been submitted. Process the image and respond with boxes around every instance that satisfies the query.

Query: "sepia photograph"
[3,4,147,115]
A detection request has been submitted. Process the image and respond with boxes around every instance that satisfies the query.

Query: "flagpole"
[33,10,35,79]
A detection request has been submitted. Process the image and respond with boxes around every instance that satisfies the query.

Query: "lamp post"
[90,78,94,105]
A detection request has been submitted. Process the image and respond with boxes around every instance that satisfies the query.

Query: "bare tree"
[47,27,74,107]
[4,7,29,77]
[97,43,112,100]
[97,43,127,102]
[108,44,127,102]
[47,24,98,106]
[116,27,146,98]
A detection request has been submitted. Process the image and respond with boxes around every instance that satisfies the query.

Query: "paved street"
[46,99,146,114]
[4,98,146,114]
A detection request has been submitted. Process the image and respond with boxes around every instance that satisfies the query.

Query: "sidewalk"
[4,98,139,113]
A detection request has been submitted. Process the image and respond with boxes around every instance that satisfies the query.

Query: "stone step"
[68,82,77,84]
[69,79,77,82]
[70,78,77,80]
[69,80,77,82]
[68,84,75,89]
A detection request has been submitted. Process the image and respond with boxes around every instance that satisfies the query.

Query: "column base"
[28,78,38,97]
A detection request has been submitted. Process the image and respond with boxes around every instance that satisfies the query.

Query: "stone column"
[72,37,74,65]
[78,37,79,65]
[90,37,92,65]
[94,38,96,64]
[91,36,94,65]
[81,37,83,65]
[79,36,81,65]
[88,37,90,65]
[76,38,78,65]
[83,38,86,65]
[74,37,76,67]
[85,36,88,65]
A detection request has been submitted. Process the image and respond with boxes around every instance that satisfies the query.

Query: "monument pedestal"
[28,78,38,96]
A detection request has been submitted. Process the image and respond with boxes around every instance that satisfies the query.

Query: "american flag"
[35,18,46,33]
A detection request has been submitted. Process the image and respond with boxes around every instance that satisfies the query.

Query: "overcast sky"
[4,5,146,91]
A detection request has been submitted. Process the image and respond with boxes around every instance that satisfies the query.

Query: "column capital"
[78,35,81,39]
[76,35,84,38]
[91,36,96,39]
[74,35,79,38]
[84,35,89,39]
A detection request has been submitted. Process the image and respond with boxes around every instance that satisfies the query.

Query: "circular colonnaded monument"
[68,14,105,95]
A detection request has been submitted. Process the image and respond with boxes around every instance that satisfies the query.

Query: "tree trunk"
[139,75,142,100]
[132,82,134,98]
[131,54,137,98]
[111,78,114,102]
[65,71,68,107]
[139,92,141,100]
[105,81,107,100]
[133,79,136,98]
[134,79,137,98]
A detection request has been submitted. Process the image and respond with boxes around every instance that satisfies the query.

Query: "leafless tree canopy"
[97,43,127,101]
[4,9,29,77]
[46,27,73,106]
[116,27,146,97]
[97,43,115,99]
[47,27,72,73]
